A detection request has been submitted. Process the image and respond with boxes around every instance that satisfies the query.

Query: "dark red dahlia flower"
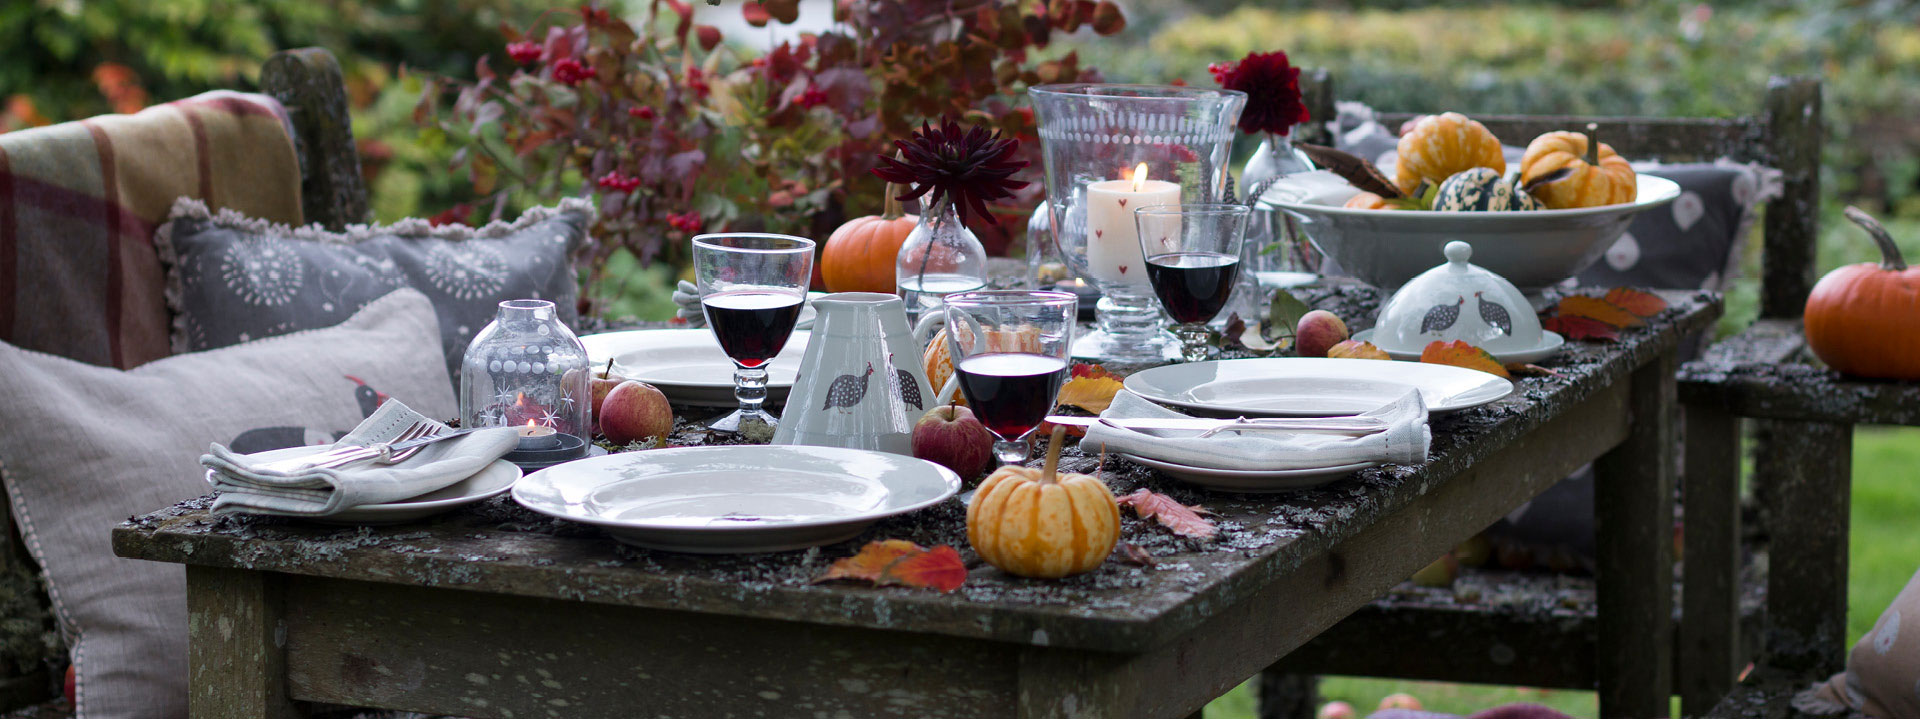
[1213,50,1309,137]
[871,119,1030,225]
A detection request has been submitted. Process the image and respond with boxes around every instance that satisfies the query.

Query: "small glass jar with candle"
[459,299,593,469]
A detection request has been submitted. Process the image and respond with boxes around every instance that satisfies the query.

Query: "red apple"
[1295,309,1350,358]
[600,380,674,446]
[590,360,630,432]
[911,403,995,480]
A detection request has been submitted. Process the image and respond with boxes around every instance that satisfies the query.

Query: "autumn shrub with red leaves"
[416,0,1126,313]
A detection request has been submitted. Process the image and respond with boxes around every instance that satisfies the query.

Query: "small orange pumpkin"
[821,186,917,293]
[967,426,1119,578]
[1519,128,1636,209]
[1804,206,1920,380]
[1394,112,1506,195]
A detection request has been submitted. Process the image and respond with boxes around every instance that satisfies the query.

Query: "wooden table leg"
[1594,354,1676,718]
[1754,419,1852,676]
[1680,403,1741,716]
[187,566,304,719]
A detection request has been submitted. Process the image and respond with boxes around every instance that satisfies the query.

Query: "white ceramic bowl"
[1264,175,1680,290]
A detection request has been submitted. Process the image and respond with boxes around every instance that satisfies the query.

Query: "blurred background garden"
[5,0,1917,715]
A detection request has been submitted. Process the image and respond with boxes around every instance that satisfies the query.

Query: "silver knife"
[1045,415,1389,437]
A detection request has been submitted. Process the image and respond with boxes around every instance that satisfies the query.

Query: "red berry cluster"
[628,106,656,121]
[552,58,597,85]
[686,67,711,98]
[595,171,642,193]
[796,84,829,109]
[506,41,542,65]
[666,211,704,234]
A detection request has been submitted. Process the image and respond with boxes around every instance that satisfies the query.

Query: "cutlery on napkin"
[1082,390,1430,472]
[200,400,519,517]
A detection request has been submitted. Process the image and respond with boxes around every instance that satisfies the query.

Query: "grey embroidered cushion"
[0,289,455,718]
[157,198,593,386]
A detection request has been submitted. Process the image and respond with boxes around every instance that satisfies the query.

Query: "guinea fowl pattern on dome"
[823,362,875,410]
[1421,296,1465,334]
[895,368,923,410]
[1476,292,1512,335]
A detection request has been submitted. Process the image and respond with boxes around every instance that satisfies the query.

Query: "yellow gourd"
[1519,129,1637,209]
[1394,112,1506,195]
[967,427,1119,579]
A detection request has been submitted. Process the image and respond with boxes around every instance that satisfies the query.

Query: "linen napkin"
[1083,390,1431,471]
[201,399,519,516]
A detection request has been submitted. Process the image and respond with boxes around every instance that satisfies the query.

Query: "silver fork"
[255,421,433,473]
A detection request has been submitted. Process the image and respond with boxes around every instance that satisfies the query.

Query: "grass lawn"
[1203,426,1920,718]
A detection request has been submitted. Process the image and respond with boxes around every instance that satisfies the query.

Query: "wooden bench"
[0,47,368,711]
[1258,74,1825,718]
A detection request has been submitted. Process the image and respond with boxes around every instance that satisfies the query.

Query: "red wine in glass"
[702,290,804,367]
[954,353,1070,439]
[1146,251,1240,324]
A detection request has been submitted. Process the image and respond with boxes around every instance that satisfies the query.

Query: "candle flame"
[1129,163,1150,191]
[526,419,537,428]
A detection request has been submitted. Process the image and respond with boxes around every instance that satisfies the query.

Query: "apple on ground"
[1295,309,1350,358]
[911,403,995,480]
[600,380,674,446]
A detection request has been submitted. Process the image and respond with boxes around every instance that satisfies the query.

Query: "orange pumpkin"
[967,426,1119,578]
[1519,129,1636,209]
[1804,206,1920,380]
[1394,112,1506,195]
[821,187,917,293]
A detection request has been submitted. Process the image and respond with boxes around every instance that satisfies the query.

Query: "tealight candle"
[515,421,563,451]
[1085,163,1180,286]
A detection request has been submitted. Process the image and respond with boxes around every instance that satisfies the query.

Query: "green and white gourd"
[1434,167,1542,212]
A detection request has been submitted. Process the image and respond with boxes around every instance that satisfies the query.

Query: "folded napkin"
[1083,390,1431,471]
[201,399,519,516]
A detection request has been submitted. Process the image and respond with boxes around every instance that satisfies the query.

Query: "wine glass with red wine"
[692,233,815,432]
[940,290,1077,466]
[1135,203,1251,363]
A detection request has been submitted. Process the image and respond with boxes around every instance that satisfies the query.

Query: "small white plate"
[1123,357,1512,417]
[206,446,521,525]
[1121,454,1376,493]
[512,445,961,553]
[581,329,811,407]
[1353,328,1565,365]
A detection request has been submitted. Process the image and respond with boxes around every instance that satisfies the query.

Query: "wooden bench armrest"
[1679,321,1920,426]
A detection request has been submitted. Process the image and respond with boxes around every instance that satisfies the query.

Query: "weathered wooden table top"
[113,285,1720,656]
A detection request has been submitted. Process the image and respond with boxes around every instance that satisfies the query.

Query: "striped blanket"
[0,91,304,369]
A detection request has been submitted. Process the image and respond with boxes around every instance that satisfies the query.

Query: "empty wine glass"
[941,290,1076,465]
[1135,203,1250,362]
[692,233,815,432]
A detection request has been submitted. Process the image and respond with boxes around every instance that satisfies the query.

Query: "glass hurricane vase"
[459,299,593,459]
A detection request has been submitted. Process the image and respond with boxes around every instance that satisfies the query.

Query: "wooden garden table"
[114,286,1719,719]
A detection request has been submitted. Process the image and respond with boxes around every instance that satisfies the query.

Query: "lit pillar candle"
[1085,164,1180,285]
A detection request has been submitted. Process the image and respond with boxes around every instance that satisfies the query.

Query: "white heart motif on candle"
[1606,232,1640,271]
[1672,191,1704,231]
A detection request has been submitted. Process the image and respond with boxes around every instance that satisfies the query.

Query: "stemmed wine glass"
[1135,203,1251,363]
[940,290,1077,465]
[692,233,815,432]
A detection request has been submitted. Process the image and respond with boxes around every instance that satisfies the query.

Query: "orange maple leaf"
[815,540,967,592]
[1602,287,1668,317]
[1056,375,1123,414]
[1419,340,1511,378]
[1116,489,1217,540]
[1543,314,1620,341]
[1327,339,1391,360]
[1553,295,1645,328]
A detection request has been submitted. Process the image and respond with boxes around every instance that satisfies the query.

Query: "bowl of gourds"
[1262,113,1681,291]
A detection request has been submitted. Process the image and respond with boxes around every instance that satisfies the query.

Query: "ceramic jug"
[773,293,937,455]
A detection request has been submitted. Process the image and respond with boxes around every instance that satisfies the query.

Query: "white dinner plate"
[1352,328,1566,365]
[512,445,961,553]
[1121,454,1377,493]
[580,329,811,407]
[1123,357,1513,417]
[206,446,521,525]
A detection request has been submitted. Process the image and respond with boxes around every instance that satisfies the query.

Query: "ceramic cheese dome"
[1357,241,1563,363]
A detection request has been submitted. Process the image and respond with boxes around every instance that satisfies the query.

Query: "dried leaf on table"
[1542,314,1620,342]
[1419,340,1511,379]
[1116,542,1157,567]
[1327,339,1391,360]
[1295,143,1403,199]
[1602,287,1669,317]
[814,539,966,592]
[1056,374,1124,414]
[1552,295,1645,328]
[1504,362,1562,377]
[1116,489,1218,540]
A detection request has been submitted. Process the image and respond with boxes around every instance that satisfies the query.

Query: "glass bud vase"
[896,198,988,323]
[459,299,592,458]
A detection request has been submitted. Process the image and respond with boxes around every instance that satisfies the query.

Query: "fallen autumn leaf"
[1116,489,1217,540]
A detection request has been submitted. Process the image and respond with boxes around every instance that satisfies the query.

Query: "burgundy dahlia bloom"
[1211,50,1309,137]
[871,119,1029,225]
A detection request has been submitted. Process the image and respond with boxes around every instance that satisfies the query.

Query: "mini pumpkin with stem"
[1520,123,1637,209]
[967,426,1120,579]
[1803,206,1920,380]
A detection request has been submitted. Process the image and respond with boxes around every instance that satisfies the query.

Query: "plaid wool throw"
[0,91,304,369]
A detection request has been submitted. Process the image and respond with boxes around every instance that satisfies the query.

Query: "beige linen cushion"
[1799,568,1920,718]
[0,289,455,718]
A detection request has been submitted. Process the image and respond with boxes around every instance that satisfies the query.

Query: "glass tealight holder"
[459,299,592,467]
